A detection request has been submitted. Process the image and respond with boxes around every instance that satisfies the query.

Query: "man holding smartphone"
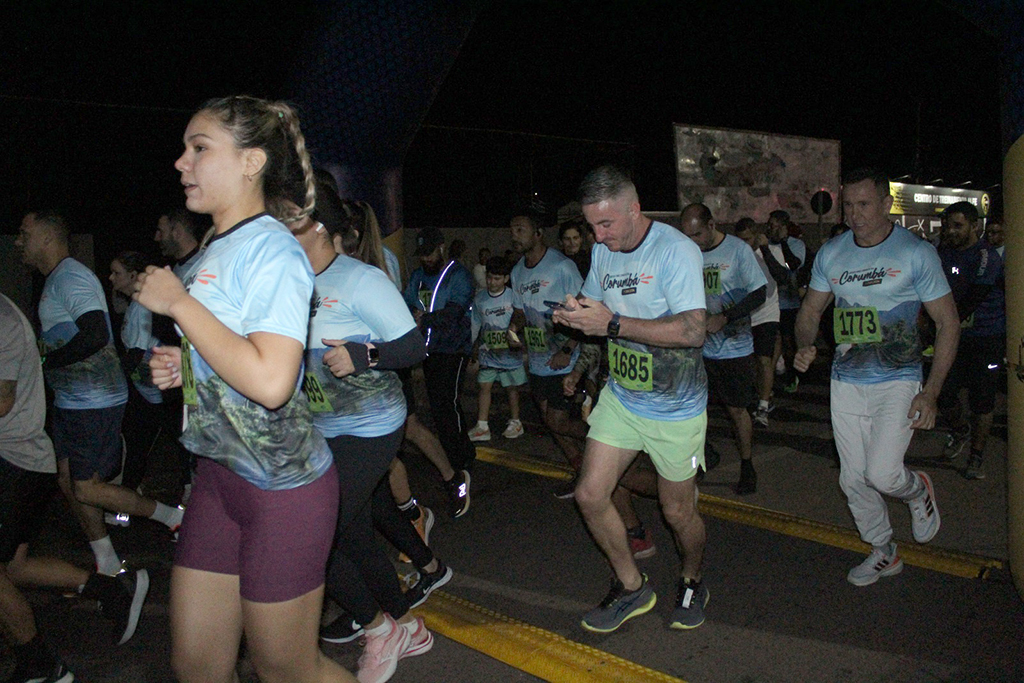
[554,166,710,633]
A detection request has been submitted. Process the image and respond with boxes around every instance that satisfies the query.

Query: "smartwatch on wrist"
[367,345,380,368]
[607,312,621,339]
[560,345,574,355]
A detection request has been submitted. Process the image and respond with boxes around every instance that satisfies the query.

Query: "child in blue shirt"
[469,257,526,441]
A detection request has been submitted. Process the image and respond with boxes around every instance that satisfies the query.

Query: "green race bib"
[302,372,335,413]
[180,337,198,406]
[482,329,509,350]
[608,341,653,392]
[418,289,432,310]
[833,306,882,344]
[703,266,722,295]
[524,326,547,353]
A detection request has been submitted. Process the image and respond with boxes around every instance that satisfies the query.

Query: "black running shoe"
[320,616,365,644]
[406,561,454,609]
[447,469,471,518]
[86,568,149,645]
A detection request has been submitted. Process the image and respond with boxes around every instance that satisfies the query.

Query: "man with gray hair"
[554,166,711,632]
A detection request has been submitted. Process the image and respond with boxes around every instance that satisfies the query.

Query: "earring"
[244,174,253,182]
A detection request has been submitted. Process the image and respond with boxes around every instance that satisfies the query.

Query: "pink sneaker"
[356,615,411,683]
[401,616,434,657]
[628,527,657,560]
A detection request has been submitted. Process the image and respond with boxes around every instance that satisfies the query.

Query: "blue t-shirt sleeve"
[809,245,831,293]
[349,268,417,341]
[738,243,768,292]
[580,258,603,301]
[237,234,314,344]
[564,260,584,298]
[663,241,707,314]
[913,242,952,303]
[58,267,105,320]
[121,303,154,350]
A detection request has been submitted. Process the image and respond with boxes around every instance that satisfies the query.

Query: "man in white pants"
[794,168,959,586]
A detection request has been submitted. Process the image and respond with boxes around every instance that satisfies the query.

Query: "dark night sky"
[0,1,1003,258]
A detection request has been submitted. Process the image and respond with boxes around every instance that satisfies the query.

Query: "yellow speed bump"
[477,446,1003,580]
[413,590,687,683]
[476,446,575,480]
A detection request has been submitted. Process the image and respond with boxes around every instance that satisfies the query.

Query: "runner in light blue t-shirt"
[508,214,586,484]
[553,166,710,635]
[794,169,958,588]
[681,203,766,496]
[468,256,526,442]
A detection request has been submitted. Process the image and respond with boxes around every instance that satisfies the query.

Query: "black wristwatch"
[560,345,574,355]
[368,345,380,368]
[607,312,621,339]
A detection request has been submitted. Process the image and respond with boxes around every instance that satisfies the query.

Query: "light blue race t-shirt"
[121,300,163,404]
[581,221,708,421]
[701,234,767,360]
[39,258,127,410]
[511,248,583,376]
[471,287,522,371]
[809,225,951,384]
[178,214,332,491]
[383,246,401,289]
[304,254,415,438]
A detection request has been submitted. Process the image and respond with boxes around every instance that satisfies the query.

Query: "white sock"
[90,537,121,575]
[151,501,184,528]
[476,420,488,429]
[758,399,769,410]
[365,617,393,638]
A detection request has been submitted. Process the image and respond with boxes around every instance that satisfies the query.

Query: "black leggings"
[324,429,433,626]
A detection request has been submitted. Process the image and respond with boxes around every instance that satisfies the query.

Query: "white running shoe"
[468,422,491,442]
[907,471,940,543]
[847,545,903,586]
[502,419,524,439]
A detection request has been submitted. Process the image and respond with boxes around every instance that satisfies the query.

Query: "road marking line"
[477,446,1004,579]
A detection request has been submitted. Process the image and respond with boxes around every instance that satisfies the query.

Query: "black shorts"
[752,322,780,358]
[938,335,1003,415]
[705,355,757,409]
[528,373,575,412]
[0,459,57,562]
[52,404,126,482]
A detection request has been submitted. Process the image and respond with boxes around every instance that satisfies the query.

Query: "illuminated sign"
[888,182,990,217]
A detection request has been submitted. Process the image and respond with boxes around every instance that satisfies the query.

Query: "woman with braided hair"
[135,96,355,682]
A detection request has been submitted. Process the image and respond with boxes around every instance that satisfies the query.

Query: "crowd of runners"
[0,95,1005,682]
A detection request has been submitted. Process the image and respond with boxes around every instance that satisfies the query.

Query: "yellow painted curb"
[478,446,1004,579]
[413,590,687,683]
[697,495,1003,579]
[476,446,575,480]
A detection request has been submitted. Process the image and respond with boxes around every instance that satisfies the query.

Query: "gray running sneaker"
[943,426,971,460]
[847,545,903,586]
[907,471,940,543]
[669,578,709,630]
[964,455,985,480]
[581,574,656,633]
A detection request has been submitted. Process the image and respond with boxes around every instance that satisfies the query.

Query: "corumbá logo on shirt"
[309,296,338,318]
[832,267,900,287]
[601,272,653,293]
[516,279,551,296]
